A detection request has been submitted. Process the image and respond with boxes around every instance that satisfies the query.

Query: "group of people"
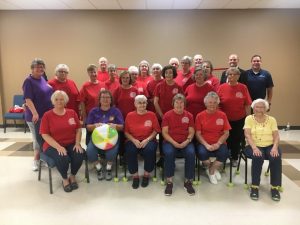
[21,54,282,201]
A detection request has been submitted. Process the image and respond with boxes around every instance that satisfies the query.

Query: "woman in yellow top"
[244,99,282,201]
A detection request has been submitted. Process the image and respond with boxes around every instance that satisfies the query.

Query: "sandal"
[62,181,72,193]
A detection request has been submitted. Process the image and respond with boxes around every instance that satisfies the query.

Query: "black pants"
[227,117,245,160]
[45,144,84,179]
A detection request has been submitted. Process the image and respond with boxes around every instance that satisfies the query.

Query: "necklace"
[252,114,269,141]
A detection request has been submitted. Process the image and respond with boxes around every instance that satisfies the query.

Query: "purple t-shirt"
[22,75,53,122]
[86,106,124,125]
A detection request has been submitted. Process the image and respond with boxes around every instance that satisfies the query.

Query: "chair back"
[13,95,24,107]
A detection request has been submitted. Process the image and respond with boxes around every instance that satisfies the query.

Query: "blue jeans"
[196,144,229,162]
[125,140,157,174]
[163,142,195,180]
[244,145,282,186]
[86,138,119,163]
[45,144,84,179]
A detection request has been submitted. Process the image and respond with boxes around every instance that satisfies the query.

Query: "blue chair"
[3,95,26,133]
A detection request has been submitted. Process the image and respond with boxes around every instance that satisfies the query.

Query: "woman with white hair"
[244,98,282,201]
[97,57,109,82]
[137,60,153,84]
[175,56,195,91]
[124,95,161,189]
[48,64,80,116]
[129,65,149,97]
[147,63,163,112]
[104,64,120,96]
[40,90,84,192]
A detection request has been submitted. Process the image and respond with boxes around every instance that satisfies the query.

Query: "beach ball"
[92,124,118,150]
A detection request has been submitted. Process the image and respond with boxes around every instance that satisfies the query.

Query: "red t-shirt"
[154,80,183,114]
[137,75,153,85]
[218,83,252,121]
[162,110,194,143]
[79,81,105,115]
[104,79,120,96]
[185,82,214,119]
[206,75,220,91]
[97,71,109,82]
[132,81,149,98]
[175,70,195,91]
[40,109,81,151]
[147,78,163,112]
[48,78,80,116]
[113,86,138,119]
[195,110,231,145]
[125,111,161,140]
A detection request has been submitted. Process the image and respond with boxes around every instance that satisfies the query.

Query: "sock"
[106,164,112,171]
[95,163,101,171]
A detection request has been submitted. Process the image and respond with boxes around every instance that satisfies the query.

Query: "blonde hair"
[51,90,69,106]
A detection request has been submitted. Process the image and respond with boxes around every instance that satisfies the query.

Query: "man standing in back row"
[246,55,274,107]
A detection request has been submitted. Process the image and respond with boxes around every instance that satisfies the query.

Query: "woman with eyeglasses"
[175,56,195,92]
[124,95,161,189]
[86,90,124,181]
[202,60,220,91]
[147,63,163,112]
[128,65,149,97]
[48,64,80,116]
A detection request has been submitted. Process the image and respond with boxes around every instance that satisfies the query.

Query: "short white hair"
[98,57,108,64]
[128,65,139,74]
[134,95,147,103]
[194,54,203,60]
[251,98,269,110]
[151,63,162,71]
[169,57,179,65]
[55,64,69,74]
[51,90,69,106]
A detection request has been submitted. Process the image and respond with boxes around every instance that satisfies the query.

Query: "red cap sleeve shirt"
[137,75,153,85]
[79,81,105,115]
[195,110,231,145]
[217,83,252,121]
[154,80,183,114]
[132,81,150,98]
[104,79,120,96]
[206,75,220,92]
[162,110,194,143]
[146,79,163,112]
[48,78,80,116]
[175,70,195,92]
[97,71,109,82]
[113,86,138,119]
[185,82,214,119]
[40,109,81,151]
[125,111,161,141]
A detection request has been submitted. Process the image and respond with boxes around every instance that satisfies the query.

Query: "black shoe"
[141,176,149,188]
[105,169,112,181]
[271,188,281,201]
[70,182,78,190]
[132,177,140,189]
[62,181,72,193]
[164,182,173,196]
[156,157,164,168]
[97,168,104,181]
[250,187,259,200]
[184,180,195,196]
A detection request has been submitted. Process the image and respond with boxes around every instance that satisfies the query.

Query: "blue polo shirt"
[246,69,274,100]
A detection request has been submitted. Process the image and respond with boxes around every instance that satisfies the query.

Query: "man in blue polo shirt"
[247,55,274,108]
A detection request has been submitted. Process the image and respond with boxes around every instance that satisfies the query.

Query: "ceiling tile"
[0,0,20,9]
[146,0,173,9]
[3,0,43,9]
[89,0,120,9]
[174,0,203,9]
[251,0,300,8]
[37,0,69,9]
[224,0,260,9]
[118,0,146,9]
[198,0,231,9]
[61,0,96,9]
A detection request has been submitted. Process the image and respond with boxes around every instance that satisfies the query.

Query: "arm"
[266,87,273,105]
[140,130,158,148]
[25,98,39,123]
[211,130,229,150]
[153,96,163,120]
[73,128,84,153]
[270,130,280,157]
[244,128,262,157]
[79,102,86,122]
[125,132,142,149]
[162,126,181,149]
[41,133,67,156]
[245,105,251,116]
[178,126,195,148]
[196,130,213,151]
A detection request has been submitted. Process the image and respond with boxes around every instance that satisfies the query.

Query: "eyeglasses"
[137,102,147,105]
[58,71,68,74]
[152,68,160,70]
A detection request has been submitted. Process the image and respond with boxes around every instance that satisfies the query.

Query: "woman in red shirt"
[162,94,195,196]
[125,95,161,189]
[202,61,220,91]
[218,67,252,166]
[147,63,163,112]
[195,92,231,185]
[40,90,84,193]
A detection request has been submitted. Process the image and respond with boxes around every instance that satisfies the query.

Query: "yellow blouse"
[244,115,278,147]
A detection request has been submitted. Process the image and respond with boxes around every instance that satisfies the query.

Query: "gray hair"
[204,92,220,105]
[226,67,240,76]
[169,57,179,65]
[31,58,45,69]
[87,64,97,72]
[251,98,269,110]
[134,95,147,104]
[181,56,192,65]
[55,64,70,74]
[193,66,207,81]
[128,65,139,74]
[98,57,108,64]
[193,54,203,61]
[172,93,187,107]
[138,60,150,75]
[51,90,69,106]
[151,63,162,71]
[107,64,117,72]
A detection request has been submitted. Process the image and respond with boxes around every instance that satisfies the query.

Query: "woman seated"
[162,94,195,196]
[244,99,282,201]
[195,92,231,184]
[86,90,124,181]
[40,90,84,193]
[125,95,161,189]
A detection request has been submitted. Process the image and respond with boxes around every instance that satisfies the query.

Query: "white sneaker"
[215,170,222,181]
[206,169,218,184]
[32,160,38,171]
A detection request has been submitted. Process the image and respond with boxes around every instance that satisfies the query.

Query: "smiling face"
[56,69,68,82]
[205,97,218,113]
[164,68,174,82]
[227,70,240,84]
[88,69,97,82]
[173,99,185,114]
[251,56,262,72]
[53,93,66,109]
[121,72,131,86]
[99,59,107,72]
[202,62,212,75]
[228,54,239,67]
[194,70,205,85]
[135,99,147,113]
[253,102,267,115]
[31,64,45,78]
[99,92,112,108]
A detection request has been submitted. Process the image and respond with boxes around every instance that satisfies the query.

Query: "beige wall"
[0,9,299,126]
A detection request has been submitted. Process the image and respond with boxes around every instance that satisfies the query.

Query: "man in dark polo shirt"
[220,54,248,85]
[246,55,274,107]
